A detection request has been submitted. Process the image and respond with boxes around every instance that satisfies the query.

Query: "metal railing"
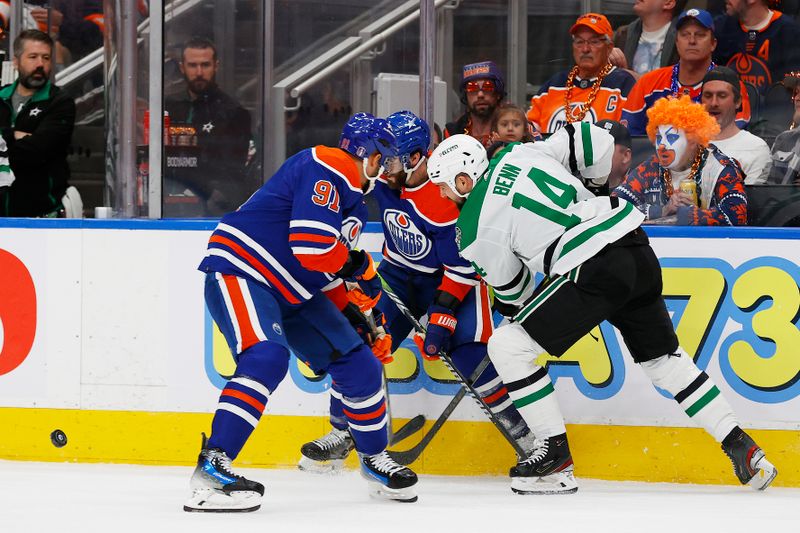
[266,0,459,175]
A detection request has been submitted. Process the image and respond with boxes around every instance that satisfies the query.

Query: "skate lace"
[316,429,349,451]
[368,451,406,475]
[520,438,549,465]
[209,449,239,478]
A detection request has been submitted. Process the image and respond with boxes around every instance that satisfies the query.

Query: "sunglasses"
[465,80,496,93]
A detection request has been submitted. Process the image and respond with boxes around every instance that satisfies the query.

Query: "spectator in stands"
[0,30,75,217]
[527,13,636,134]
[768,71,800,183]
[614,95,748,225]
[445,61,505,148]
[623,9,751,135]
[596,119,634,189]
[702,66,771,183]
[490,103,536,143]
[714,0,800,97]
[0,1,103,69]
[165,37,252,216]
[611,0,689,76]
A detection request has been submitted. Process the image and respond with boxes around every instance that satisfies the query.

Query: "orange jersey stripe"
[210,235,301,305]
[289,233,337,244]
[479,283,492,344]
[221,274,261,351]
[294,241,349,273]
[313,145,362,192]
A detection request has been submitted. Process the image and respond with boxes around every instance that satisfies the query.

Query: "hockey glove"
[341,302,394,364]
[336,250,382,304]
[346,285,380,313]
[418,304,457,360]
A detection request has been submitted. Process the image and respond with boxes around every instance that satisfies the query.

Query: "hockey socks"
[207,341,289,458]
[487,323,567,439]
[640,350,738,442]
[328,344,389,455]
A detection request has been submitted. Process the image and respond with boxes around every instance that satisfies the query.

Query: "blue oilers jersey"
[714,11,800,95]
[372,178,479,296]
[198,145,367,306]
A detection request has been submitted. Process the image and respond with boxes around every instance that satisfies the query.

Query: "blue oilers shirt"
[714,11,800,96]
[198,146,367,306]
[372,177,480,301]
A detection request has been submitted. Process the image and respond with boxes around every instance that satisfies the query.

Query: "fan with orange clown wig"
[645,95,720,147]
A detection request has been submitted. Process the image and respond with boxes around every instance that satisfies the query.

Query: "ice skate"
[509,433,578,495]
[184,438,264,513]
[298,427,355,474]
[360,450,418,502]
[722,427,777,490]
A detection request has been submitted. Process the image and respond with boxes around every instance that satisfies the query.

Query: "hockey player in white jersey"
[427,124,777,495]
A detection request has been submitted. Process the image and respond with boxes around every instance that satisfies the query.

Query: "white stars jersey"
[455,125,644,309]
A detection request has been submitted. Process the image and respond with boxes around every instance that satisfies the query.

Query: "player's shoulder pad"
[401,179,460,227]
[311,145,363,193]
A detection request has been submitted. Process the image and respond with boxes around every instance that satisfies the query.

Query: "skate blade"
[366,480,418,503]
[298,456,346,475]
[748,457,778,491]
[183,487,261,513]
[511,470,579,495]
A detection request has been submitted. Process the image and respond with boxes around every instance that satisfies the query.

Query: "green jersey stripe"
[512,382,555,409]
[685,386,721,417]
[557,201,634,260]
[515,276,567,323]
[495,269,532,302]
[581,121,593,167]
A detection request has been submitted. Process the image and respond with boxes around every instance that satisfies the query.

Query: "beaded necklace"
[563,63,613,123]
[669,61,715,101]
[660,146,707,203]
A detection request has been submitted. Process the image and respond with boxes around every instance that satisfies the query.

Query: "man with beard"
[0,29,75,217]
[164,37,252,216]
[527,13,636,134]
[444,61,505,148]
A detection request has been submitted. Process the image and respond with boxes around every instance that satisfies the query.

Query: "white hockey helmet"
[427,134,489,198]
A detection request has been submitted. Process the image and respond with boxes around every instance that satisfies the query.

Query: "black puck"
[50,429,68,448]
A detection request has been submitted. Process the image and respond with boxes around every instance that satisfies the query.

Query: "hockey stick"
[360,300,426,447]
[379,281,528,459]
[387,355,490,465]
[389,414,426,446]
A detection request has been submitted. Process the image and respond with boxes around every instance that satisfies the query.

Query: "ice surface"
[1,460,796,533]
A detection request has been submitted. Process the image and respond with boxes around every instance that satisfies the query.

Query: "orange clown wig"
[645,95,720,147]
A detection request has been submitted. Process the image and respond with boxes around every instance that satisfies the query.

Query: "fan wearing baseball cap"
[701,66,771,184]
[622,9,752,135]
[526,12,636,134]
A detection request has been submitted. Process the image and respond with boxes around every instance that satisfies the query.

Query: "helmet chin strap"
[402,155,426,185]
[362,158,383,194]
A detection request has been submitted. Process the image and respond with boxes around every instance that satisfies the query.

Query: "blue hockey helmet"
[339,112,398,168]
[386,110,431,173]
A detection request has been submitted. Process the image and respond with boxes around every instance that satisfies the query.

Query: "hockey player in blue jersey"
[184,113,419,512]
[299,110,538,477]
